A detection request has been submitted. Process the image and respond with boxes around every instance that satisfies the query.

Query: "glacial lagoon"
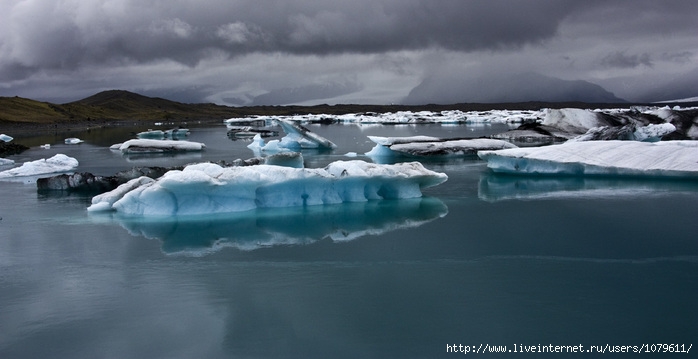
[1,120,697,358]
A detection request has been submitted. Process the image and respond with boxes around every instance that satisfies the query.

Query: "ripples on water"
[1,122,696,358]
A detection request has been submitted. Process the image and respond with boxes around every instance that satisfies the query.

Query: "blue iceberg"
[88,160,448,216]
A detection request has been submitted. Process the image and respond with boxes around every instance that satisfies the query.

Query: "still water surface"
[1,121,696,358]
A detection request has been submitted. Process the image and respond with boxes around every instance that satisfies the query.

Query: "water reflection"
[479,172,698,201]
[90,197,448,256]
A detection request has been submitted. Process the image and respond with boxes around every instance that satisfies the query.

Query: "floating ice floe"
[223,110,541,125]
[137,128,190,139]
[277,119,336,149]
[478,140,698,178]
[0,134,13,142]
[365,135,517,158]
[227,126,278,139]
[0,158,14,166]
[245,120,336,154]
[88,160,448,216]
[0,154,78,179]
[110,139,205,154]
[64,137,84,144]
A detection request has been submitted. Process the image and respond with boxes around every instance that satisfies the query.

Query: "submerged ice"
[478,140,698,178]
[88,160,448,216]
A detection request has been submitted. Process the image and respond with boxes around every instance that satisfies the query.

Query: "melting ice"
[478,140,698,178]
[0,154,78,180]
[88,160,448,216]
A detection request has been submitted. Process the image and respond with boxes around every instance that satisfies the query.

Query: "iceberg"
[112,139,205,154]
[478,140,698,178]
[0,158,14,166]
[91,197,447,256]
[365,136,517,158]
[569,123,676,142]
[64,137,84,144]
[0,154,78,179]
[88,160,448,216]
[137,128,190,139]
[0,134,13,142]
[245,121,336,154]
[277,119,337,149]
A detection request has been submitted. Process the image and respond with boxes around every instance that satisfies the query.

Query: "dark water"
[1,122,696,358]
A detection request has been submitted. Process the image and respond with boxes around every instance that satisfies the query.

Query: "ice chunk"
[541,108,609,134]
[0,134,13,142]
[277,120,337,149]
[570,123,676,142]
[0,158,14,166]
[632,123,676,142]
[64,137,84,144]
[478,140,698,178]
[367,135,441,146]
[115,139,205,153]
[88,160,448,216]
[366,136,517,158]
[0,154,79,179]
[87,176,156,212]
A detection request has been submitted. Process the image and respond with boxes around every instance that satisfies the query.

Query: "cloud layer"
[1,0,697,105]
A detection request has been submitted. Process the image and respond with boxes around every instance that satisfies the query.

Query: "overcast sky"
[1,0,696,105]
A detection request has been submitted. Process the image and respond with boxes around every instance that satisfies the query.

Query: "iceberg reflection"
[479,172,698,202]
[91,197,447,256]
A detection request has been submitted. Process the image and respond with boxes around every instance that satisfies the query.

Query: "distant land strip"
[2,89,697,134]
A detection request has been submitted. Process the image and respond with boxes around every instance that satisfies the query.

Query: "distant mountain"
[1,89,668,129]
[0,90,245,125]
[403,72,626,105]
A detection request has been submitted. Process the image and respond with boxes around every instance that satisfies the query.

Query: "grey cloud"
[250,80,363,106]
[601,51,653,69]
[0,0,590,74]
[1,0,697,105]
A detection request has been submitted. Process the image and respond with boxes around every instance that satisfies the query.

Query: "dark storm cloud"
[1,0,697,104]
[1,0,591,74]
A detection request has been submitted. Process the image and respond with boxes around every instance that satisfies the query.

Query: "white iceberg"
[277,119,337,149]
[88,160,448,216]
[569,123,676,142]
[0,154,79,179]
[366,136,517,158]
[0,158,15,166]
[64,137,84,144]
[113,139,205,154]
[478,140,698,178]
[0,134,13,142]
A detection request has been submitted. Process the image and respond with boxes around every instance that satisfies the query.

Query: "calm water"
[1,121,697,358]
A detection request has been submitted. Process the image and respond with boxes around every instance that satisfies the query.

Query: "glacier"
[88,160,448,216]
[0,154,79,179]
[478,140,698,178]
